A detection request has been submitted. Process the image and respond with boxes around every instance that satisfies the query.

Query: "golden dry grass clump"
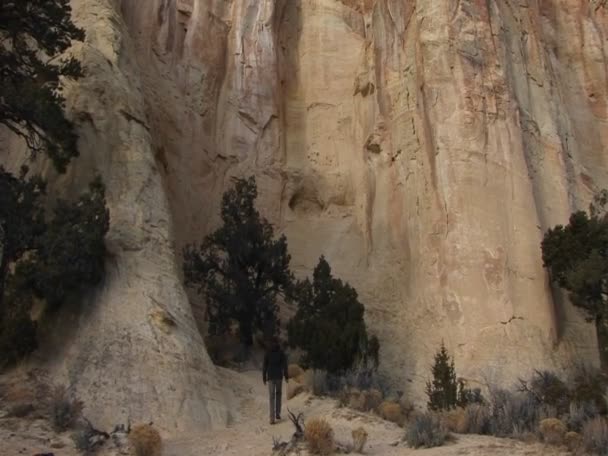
[439,408,467,433]
[288,364,304,379]
[305,417,334,455]
[538,418,567,445]
[378,401,403,425]
[287,380,306,399]
[351,426,368,453]
[564,431,583,452]
[129,423,162,456]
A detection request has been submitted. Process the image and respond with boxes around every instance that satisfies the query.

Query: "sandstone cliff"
[2,0,607,433]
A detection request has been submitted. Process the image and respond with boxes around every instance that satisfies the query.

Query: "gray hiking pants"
[268,379,283,420]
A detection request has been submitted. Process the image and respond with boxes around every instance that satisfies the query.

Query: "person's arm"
[263,352,268,384]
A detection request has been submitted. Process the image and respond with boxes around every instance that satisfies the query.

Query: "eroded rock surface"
[116,0,606,394]
[2,0,607,432]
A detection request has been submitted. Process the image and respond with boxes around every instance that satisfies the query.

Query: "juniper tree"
[541,190,608,368]
[0,2,111,366]
[426,341,458,411]
[0,0,85,171]
[183,177,293,347]
[287,256,377,375]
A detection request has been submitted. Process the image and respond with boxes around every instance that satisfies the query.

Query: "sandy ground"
[0,367,571,456]
[163,368,570,456]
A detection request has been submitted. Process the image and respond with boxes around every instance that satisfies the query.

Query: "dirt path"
[163,369,569,456]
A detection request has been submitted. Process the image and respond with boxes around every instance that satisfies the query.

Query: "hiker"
[263,338,288,425]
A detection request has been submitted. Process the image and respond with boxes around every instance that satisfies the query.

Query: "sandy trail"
[163,368,569,456]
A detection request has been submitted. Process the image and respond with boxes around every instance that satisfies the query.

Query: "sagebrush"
[406,412,448,449]
[582,417,608,456]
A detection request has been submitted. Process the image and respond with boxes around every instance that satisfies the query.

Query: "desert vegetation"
[184,176,380,375]
[0,0,110,369]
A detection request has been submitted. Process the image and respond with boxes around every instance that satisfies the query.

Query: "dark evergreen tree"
[0,177,109,367]
[0,1,109,367]
[17,177,109,308]
[0,167,46,312]
[183,177,293,347]
[287,256,375,375]
[0,0,85,171]
[426,341,458,411]
[541,191,608,368]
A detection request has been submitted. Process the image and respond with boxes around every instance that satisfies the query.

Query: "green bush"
[288,256,378,376]
[571,366,608,414]
[526,370,570,414]
[0,311,37,368]
[406,412,448,448]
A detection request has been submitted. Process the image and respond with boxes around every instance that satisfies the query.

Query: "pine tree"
[287,256,376,375]
[183,177,293,347]
[426,341,458,411]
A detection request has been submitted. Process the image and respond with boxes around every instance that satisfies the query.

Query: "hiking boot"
[270,418,275,425]
[276,415,281,421]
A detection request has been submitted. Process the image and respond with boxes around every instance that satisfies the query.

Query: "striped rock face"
[2,0,606,433]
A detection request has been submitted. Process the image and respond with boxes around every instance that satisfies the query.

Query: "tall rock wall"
[117,0,606,394]
[3,0,607,432]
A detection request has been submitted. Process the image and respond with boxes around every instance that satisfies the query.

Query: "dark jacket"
[263,346,288,382]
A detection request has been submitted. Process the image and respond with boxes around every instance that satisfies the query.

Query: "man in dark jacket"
[263,338,288,424]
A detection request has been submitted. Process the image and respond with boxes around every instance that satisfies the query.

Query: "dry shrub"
[582,417,608,456]
[288,364,304,380]
[351,426,368,453]
[378,401,403,425]
[364,389,383,411]
[7,403,35,418]
[348,389,366,411]
[50,385,83,432]
[129,424,162,456]
[460,404,492,435]
[406,412,448,449]
[538,418,567,445]
[287,381,306,400]
[440,408,466,433]
[568,401,599,433]
[305,417,334,455]
[399,397,415,420]
[564,431,583,452]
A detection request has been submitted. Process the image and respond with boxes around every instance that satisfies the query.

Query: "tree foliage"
[426,341,458,411]
[17,177,109,308]
[0,2,109,368]
[0,177,109,367]
[0,0,85,172]
[287,256,377,375]
[541,191,608,367]
[183,177,293,346]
